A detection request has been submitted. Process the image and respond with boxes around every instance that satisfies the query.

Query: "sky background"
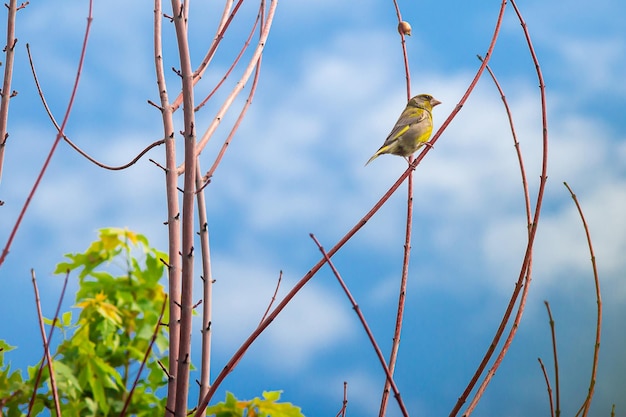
[1,1,626,416]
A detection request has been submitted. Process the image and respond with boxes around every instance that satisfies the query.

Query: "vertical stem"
[195,163,213,416]
[153,0,181,414]
[171,1,197,415]
[0,0,17,184]
[379,167,413,417]
[379,2,413,414]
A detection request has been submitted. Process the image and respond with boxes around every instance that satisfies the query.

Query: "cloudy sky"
[1,0,625,416]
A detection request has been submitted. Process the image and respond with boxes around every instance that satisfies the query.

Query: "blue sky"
[1,1,625,416]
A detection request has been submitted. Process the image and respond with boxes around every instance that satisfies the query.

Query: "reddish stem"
[0,0,94,268]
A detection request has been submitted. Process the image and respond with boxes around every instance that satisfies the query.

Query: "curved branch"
[26,44,165,171]
[564,182,601,417]
[454,1,551,414]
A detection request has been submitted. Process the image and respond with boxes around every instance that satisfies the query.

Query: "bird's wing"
[383,108,428,145]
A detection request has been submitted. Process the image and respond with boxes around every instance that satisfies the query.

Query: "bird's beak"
[431,98,442,107]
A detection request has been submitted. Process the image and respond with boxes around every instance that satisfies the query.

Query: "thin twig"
[564,182,602,417]
[27,270,70,416]
[26,44,165,170]
[30,269,62,417]
[177,0,277,175]
[479,54,532,223]
[335,381,348,417]
[463,57,537,414]
[544,301,561,417]
[171,0,245,112]
[260,270,282,325]
[310,234,409,417]
[0,0,94,267]
[538,357,555,417]
[452,1,551,413]
[119,295,168,417]
[194,4,260,113]
[202,41,263,182]
[379,0,414,413]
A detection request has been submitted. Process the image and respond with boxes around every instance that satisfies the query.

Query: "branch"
[26,44,165,170]
[259,270,282,325]
[564,182,602,417]
[310,234,409,417]
[0,0,94,268]
[193,3,261,113]
[544,301,561,417]
[153,0,182,412]
[195,162,214,414]
[537,357,555,417]
[177,0,278,175]
[170,0,198,414]
[119,295,168,417]
[170,0,244,112]
[461,57,537,415]
[30,269,62,417]
[0,0,21,185]
[27,270,70,416]
[379,0,414,413]
[451,0,551,413]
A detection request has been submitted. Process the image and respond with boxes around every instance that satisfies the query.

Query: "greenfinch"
[366,94,441,165]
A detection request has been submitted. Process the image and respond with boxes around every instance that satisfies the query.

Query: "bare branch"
[0,0,19,184]
[120,295,168,417]
[153,0,182,411]
[30,269,62,417]
[259,270,282,325]
[0,0,94,268]
[451,1,550,413]
[537,357,555,417]
[26,44,165,171]
[195,162,214,414]
[310,233,410,417]
[334,381,348,417]
[27,269,69,416]
[564,182,602,417]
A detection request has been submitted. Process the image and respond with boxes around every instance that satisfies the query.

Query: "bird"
[366,94,441,165]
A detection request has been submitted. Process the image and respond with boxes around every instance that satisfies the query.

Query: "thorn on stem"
[147,99,164,111]
[148,158,166,172]
[157,360,170,377]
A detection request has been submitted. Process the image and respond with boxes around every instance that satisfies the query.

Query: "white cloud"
[208,256,355,371]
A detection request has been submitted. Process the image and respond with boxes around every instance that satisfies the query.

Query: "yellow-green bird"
[366,94,441,165]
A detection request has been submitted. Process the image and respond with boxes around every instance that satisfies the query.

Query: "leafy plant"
[1,228,169,416]
[206,391,304,417]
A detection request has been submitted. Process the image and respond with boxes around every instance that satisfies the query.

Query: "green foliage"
[0,228,169,416]
[206,391,305,417]
[1,228,305,416]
